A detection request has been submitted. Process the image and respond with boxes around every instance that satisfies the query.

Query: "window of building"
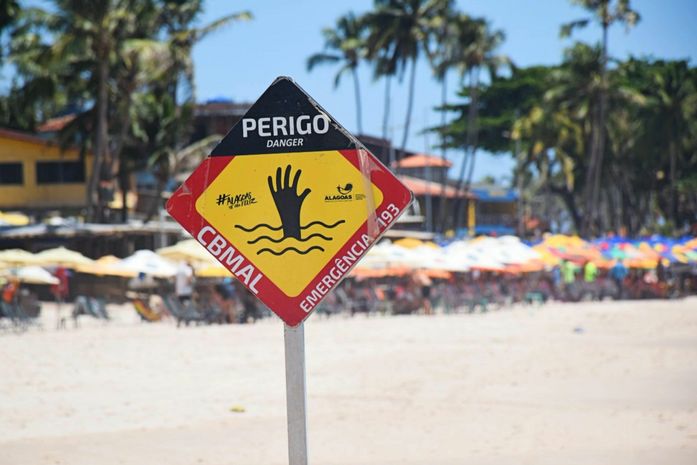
[0,162,24,185]
[36,160,85,184]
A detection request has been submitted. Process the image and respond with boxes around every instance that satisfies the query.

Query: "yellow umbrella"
[195,263,233,278]
[157,239,216,265]
[0,211,30,226]
[531,244,561,266]
[393,238,425,249]
[0,249,39,266]
[34,247,94,268]
[76,255,137,278]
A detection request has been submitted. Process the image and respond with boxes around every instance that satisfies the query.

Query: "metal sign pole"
[284,322,309,465]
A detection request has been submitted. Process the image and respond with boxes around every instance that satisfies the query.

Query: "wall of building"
[0,132,93,210]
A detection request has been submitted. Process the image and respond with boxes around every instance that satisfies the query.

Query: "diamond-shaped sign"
[166,77,412,326]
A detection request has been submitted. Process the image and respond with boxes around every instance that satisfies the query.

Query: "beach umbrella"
[114,250,178,278]
[393,238,425,249]
[0,249,39,267]
[531,245,561,266]
[156,239,217,265]
[34,247,94,268]
[76,255,138,278]
[0,266,59,285]
[0,211,30,226]
[195,262,232,278]
[443,241,503,271]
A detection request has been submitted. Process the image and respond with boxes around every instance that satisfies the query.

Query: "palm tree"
[365,0,452,157]
[561,0,640,235]
[307,13,367,134]
[9,0,250,222]
[450,18,508,231]
[0,0,19,61]
[158,0,251,109]
[428,11,469,231]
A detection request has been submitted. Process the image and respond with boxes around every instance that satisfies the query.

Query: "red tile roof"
[393,153,452,168]
[398,175,474,199]
[0,128,53,145]
[37,114,76,133]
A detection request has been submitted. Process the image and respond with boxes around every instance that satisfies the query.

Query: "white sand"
[1,298,696,465]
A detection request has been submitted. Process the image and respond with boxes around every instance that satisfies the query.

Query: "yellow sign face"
[196,150,384,297]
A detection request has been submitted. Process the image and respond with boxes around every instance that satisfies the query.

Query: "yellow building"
[0,128,93,211]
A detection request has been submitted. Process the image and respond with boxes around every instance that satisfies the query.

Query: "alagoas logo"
[325,183,365,202]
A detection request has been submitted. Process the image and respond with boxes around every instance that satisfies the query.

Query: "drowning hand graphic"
[268,165,311,240]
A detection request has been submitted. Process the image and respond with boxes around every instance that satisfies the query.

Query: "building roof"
[0,128,55,146]
[398,175,474,199]
[0,127,87,155]
[37,114,76,133]
[393,153,452,169]
[470,185,518,203]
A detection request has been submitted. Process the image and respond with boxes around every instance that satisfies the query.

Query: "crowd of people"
[2,251,695,331]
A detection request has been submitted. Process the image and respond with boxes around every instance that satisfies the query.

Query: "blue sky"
[193,0,697,185]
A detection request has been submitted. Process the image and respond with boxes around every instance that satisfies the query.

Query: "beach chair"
[0,298,40,332]
[1,301,27,332]
[72,296,110,326]
[161,294,205,327]
[198,300,227,324]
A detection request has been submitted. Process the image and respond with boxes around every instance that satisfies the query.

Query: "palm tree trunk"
[399,58,418,160]
[451,70,476,231]
[381,76,391,161]
[590,20,609,235]
[437,75,449,233]
[463,69,481,191]
[87,47,109,223]
[351,67,363,134]
[550,184,582,232]
[669,138,678,226]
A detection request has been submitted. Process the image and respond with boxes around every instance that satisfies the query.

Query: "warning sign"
[167,77,412,326]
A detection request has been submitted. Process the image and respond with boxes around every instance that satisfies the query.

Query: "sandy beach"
[1,298,696,465]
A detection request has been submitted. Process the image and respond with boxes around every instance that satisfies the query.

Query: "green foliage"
[439,48,697,235]
[439,66,550,154]
[1,0,251,222]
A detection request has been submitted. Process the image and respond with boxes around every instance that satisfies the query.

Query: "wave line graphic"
[300,220,346,230]
[248,233,333,245]
[234,223,282,233]
[257,245,325,256]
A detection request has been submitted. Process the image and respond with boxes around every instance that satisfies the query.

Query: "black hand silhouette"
[268,165,311,239]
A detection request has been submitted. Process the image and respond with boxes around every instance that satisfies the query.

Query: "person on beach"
[610,260,628,297]
[2,277,20,305]
[583,260,598,283]
[213,278,237,323]
[175,261,194,304]
[560,259,579,301]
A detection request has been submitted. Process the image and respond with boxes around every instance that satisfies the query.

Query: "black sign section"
[210,77,355,156]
